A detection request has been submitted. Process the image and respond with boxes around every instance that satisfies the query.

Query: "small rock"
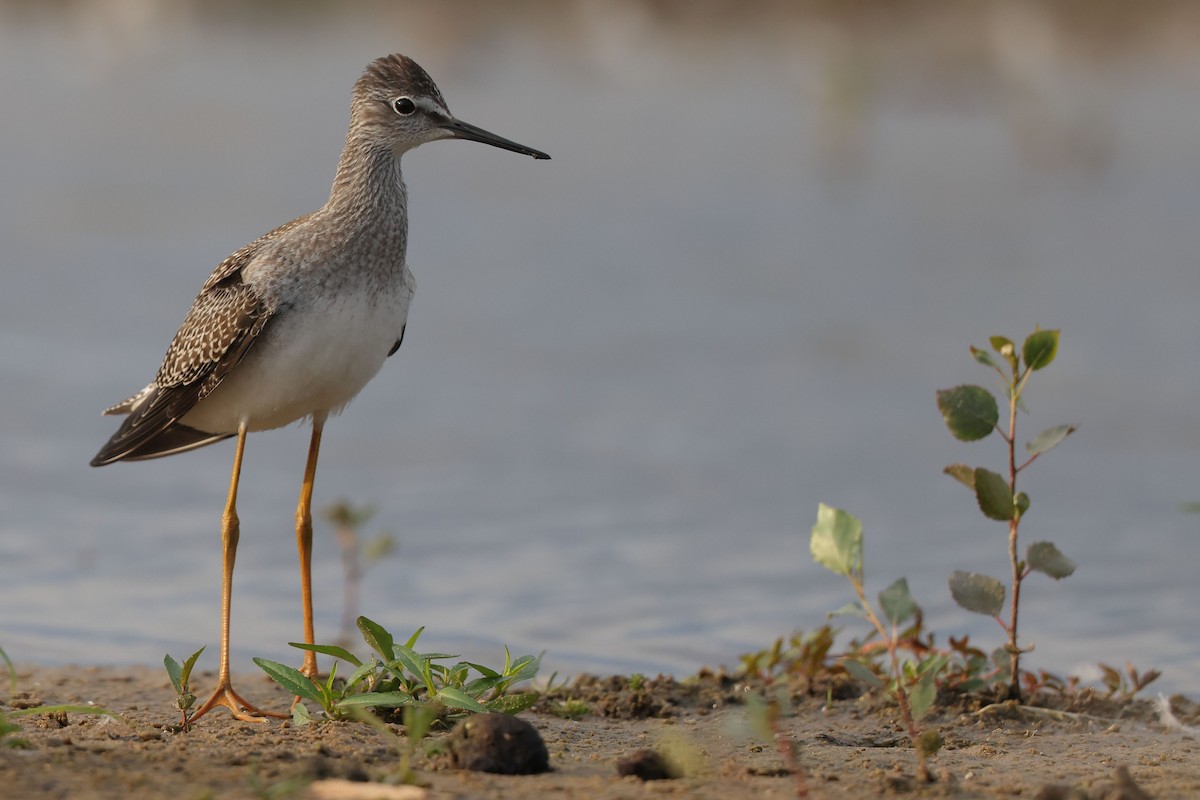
[616,749,679,781]
[447,713,549,775]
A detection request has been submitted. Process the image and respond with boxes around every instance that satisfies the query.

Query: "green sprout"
[164,646,206,731]
[811,504,943,783]
[937,328,1077,701]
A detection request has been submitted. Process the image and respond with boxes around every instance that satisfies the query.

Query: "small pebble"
[616,749,679,781]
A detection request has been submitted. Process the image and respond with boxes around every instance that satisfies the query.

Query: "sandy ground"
[2,665,1199,799]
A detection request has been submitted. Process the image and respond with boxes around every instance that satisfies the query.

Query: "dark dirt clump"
[444,712,548,775]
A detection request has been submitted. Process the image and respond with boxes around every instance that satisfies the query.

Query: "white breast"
[181,266,414,434]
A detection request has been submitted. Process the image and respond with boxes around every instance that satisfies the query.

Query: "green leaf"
[936,385,999,442]
[435,687,488,713]
[335,692,417,709]
[252,658,323,705]
[878,577,918,627]
[1015,492,1030,516]
[465,661,501,679]
[165,647,205,694]
[344,661,378,692]
[163,655,183,695]
[402,626,426,649]
[810,504,862,578]
[356,616,395,661]
[827,601,867,619]
[842,658,884,688]
[973,468,1014,521]
[1022,329,1060,371]
[506,653,542,682]
[488,693,541,715]
[943,463,976,489]
[948,571,1005,616]
[180,647,205,685]
[288,642,363,667]
[388,647,430,680]
[908,671,937,721]
[1026,541,1076,579]
[0,645,14,694]
[404,705,436,741]
[969,346,999,370]
[291,703,313,726]
[1025,424,1076,457]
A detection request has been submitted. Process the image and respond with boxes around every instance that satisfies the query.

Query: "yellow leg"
[295,416,325,680]
[191,423,286,722]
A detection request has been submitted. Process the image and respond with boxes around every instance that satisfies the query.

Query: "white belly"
[181,275,412,434]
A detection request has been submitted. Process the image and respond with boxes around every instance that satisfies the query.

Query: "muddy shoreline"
[2,665,1198,799]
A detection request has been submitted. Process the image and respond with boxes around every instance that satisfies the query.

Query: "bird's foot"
[189,681,288,723]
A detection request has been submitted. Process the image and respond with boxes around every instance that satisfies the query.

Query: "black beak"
[443,118,550,160]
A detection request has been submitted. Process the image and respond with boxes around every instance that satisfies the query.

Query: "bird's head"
[350,54,550,160]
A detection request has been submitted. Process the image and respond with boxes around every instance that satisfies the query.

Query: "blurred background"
[2,0,1200,694]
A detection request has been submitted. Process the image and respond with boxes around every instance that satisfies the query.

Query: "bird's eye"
[392,97,416,115]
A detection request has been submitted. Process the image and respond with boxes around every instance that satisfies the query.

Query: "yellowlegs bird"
[90,54,549,722]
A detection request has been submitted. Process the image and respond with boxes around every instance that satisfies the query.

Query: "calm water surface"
[2,2,1199,695]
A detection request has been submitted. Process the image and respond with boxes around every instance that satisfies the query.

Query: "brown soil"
[2,665,1198,799]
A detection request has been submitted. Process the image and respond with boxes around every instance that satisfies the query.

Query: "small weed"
[0,644,15,694]
[345,704,434,785]
[627,673,646,692]
[746,687,810,796]
[0,710,28,749]
[738,626,837,694]
[322,501,395,646]
[164,646,205,731]
[255,615,540,723]
[811,504,943,783]
[551,699,590,720]
[937,328,1077,701]
[1099,661,1161,701]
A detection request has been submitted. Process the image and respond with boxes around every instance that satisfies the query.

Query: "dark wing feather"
[90,255,271,466]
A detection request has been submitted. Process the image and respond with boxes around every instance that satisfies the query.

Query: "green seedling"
[0,710,26,749]
[937,328,1077,701]
[1098,661,1161,701]
[551,699,590,720]
[164,646,205,730]
[746,687,810,796]
[344,704,434,785]
[738,625,837,694]
[811,504,943,783]
[255,615,540,723]
[0,644,15,694]
[322,500,395,646]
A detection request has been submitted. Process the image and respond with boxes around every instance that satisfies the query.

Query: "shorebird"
[90,54,549,722]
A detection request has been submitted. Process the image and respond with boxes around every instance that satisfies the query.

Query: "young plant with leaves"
[164,647,205,731]
[936,328,1077,701]
[255,616,541,724]
[811,504,943,783]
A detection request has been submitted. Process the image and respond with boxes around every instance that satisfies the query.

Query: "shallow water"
[2,2,1199,695]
